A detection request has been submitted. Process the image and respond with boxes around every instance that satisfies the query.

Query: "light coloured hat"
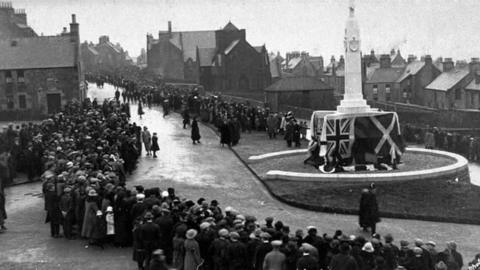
[161,191,169,198]
[136,193,145,200]
[106,206,113,212]
[218,228,229,237]
[200,222,211,230]
[426,241,436,247]
[362,242,374,253]
[186,229,198,239]
[88,189,98,196]
[271,240,282,247]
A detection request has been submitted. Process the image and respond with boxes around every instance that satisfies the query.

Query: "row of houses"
[268,47,480,111]
[0,2,84,117]
[81,36,134,75]
[364,53,480,110]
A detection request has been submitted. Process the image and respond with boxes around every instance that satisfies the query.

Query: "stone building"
[320,55,345,101]
[0,2,36,39]
[264,76,335,112]
[425,58,480,110]
[364,54,404,103]
[147,21,271,92]
[395,55,441,105]
[0,14,84,118]
[80,36,132,75]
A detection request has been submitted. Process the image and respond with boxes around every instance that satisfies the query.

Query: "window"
[18,95,26,109]
[385,84,391,101]
[372,84,378,101]
[17,70,25,83]
[455,88,462,100]
[7,97,14,109]
[5,71,12,83]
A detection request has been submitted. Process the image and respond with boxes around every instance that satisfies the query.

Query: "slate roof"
[224,39,240,54]
[265,76,333,92]
[0,36,75,70]
[396,61,425,82]
[97,41,121,54]
[465,78,480,91]
[367,67,404,84]
[253,46,263,53]
[284,57,302,70]
[198,47,216,67]
[425,69,470,91]
[309,56,323,71]
[169,31,216,61]
[223,22,239,31]
[87,46,99,55]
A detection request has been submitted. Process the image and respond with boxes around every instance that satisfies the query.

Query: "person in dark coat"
[82,189,104,248]
[219,120,231,147]
[45,183,62,238]
[358,184,380,235]
[138,101,145,119]
[284,119,295,147]
[191,118,201,144]
[209,228,229,270]
[151,133,160,158]
[59,187,75,239]
[254,233,273,270]
[297,248,319,270]
[182,109,191,129]
[154,208,174,264]
[329,242,358,270]
[226,231,248,270]
[141,212,161,268]
[132,217,146,270]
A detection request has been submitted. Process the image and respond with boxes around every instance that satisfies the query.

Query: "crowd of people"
[403,124,480,161]
[1,76,479,269]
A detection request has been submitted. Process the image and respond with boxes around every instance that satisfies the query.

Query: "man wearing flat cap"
[209,228,229,270]
[226,231,248,270]
[263,240,286,270]
[254,232,272,270]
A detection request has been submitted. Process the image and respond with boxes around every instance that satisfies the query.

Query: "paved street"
[1,84,479,269]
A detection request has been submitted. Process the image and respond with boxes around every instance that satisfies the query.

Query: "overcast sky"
[13,0,480,61]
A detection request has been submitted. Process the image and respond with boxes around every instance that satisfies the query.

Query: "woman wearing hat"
[81,189,103,249]
[184,229,203,270]
[191,117,201,145]
[151,132,160,158]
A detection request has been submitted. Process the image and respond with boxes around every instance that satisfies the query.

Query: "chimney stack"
[469,57,480,75]
[443,58,454,72]
[390,48,395,56]
[407,55,416,63]
[380,54,391,69]
[69,14,79,42]
[424,55,432,65]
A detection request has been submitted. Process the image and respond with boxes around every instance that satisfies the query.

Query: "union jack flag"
[323,118,355,161]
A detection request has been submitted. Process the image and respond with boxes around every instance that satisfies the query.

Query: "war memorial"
[248,1,469,184]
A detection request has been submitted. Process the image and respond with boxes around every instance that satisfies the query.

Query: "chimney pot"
[380,54,391,69]
[443,58,454,72]
[71,14,76,23]
[168,21,172,34]
[425,55,432,65]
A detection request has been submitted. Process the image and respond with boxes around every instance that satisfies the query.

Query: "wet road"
[1,84,479,269]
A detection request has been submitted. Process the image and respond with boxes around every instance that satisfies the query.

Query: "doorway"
[46,93,61,114]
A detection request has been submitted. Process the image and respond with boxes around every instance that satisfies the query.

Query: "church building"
[147,21,271,92]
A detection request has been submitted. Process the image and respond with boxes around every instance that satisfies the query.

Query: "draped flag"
[319,111,404,167]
